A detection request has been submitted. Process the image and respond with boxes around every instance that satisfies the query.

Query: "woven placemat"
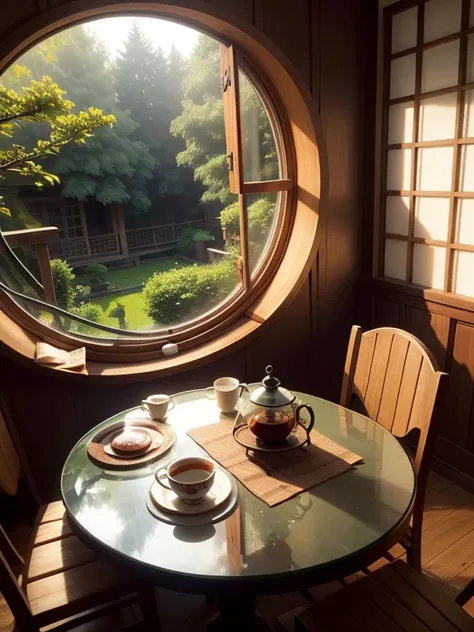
[88,420,175,468]
[187,421,363,507]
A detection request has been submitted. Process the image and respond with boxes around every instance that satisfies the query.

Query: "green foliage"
[0,74,115,215]
[2,26,155,212]
[50,258,75,309]
[74,284,91,299]
[69,302,102,322]
[143,260,235,325]
[175,227,213,255]
[84,263,108,285]
[170,37,229,206]
[108,301,127,329]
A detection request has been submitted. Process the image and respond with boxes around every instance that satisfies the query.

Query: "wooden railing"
[4,227,58,305]
[126,221,203,253]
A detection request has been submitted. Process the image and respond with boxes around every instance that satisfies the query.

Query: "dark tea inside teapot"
[243,366,315,444]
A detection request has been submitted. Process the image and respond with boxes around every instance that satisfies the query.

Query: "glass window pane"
[455,198,474,244]
[453,250,474,297]
[384,239,407,281]
[417,147,454,191]
[419,93,457,141]
[414,197,450,240]
[234,192,279,276]
[385,196,410,235]
[239,70,280,182]
[388,102,414,144]
[387,149,412,190]
[413,243,446,289]
[390,54,416,99]
[392,7,418,53]
[459,144,474,190]
[0,20,247,336]
[424,0,462,43]
[422,40,459,93]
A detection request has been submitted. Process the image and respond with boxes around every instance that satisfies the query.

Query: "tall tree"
[2,26,155,211]
[0,76,114,215]
[115,23,199,214]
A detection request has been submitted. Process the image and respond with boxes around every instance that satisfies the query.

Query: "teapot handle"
[296,403,315,440]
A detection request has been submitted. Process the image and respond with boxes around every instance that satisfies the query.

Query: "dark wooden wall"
[0,0,377,500]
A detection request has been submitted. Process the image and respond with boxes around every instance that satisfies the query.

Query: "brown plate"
[87,419,175,468]
[111,427,152,454]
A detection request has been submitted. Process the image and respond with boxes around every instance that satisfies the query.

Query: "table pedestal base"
[206,596,272,632]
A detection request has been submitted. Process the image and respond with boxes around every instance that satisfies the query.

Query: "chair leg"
[406,524,422,572]
[456,579,474,606]
[138,583,162,632]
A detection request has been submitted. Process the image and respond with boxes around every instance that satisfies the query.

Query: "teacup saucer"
[149,469,232,515]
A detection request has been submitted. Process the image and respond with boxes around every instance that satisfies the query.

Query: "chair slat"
[37,502,67,525]
[361,332,394,421]
[352,332,377,404]
[377,334,410,432]
[28,535,96,582]
[391,341,424,438]
[34,518,73,546]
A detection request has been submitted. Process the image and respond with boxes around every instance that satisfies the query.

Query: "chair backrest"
[0,406,20,496]
[340,326,447,477]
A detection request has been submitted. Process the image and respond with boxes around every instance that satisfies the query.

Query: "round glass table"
[61,388,415,629]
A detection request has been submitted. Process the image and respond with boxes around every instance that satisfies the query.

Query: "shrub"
[109,301,127,329]
[69,302,102,322]
[143,260,235,325]
[84,263,108,285]
[51,259,75,309]
[75,284,91,300]
[220,197,274,240]
[176,228,214,256]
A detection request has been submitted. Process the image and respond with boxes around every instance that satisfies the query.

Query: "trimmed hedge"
[50,259,75,309]
[143,260,235,325]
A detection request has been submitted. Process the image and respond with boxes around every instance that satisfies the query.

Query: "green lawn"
[92,290,155,330]
[75,257,182,290]
[74,257,184,331]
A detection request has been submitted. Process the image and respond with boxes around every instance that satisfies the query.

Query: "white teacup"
[142,394,175,420]
[206,377,248,413]
[156,457,215,504]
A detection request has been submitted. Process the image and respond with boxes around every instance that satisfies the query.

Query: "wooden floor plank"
[421,503,474,565]
[424,527,474,588]
[422,483,474,533]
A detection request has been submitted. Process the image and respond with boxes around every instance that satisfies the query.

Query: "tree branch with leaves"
[0,76,115,215]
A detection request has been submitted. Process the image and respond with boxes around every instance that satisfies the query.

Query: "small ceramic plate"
[103,427,163,459]
[112,427,152,453]
[149,469,232,515]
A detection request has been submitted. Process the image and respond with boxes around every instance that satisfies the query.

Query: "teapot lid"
[250,366,295,408]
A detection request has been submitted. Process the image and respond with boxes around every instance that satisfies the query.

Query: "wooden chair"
[295,560,474,631]
[0,500,145,631]
[340,326,448,571]
[0,406,149,631]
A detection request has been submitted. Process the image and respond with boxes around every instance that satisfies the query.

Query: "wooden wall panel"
[445,323,474,448]
[1,0,38,41]
[0,0,377,500]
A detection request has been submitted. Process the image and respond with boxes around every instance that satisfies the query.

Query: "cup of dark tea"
[155,456,215,504]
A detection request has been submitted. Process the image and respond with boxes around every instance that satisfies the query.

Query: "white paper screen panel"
[388,102,414,144]
[392,7,418,53]
[463,89,474,137]
[387,149,412,190]
[460,145,474,191]
[413,243,446,289]
[419,93,457,141]
[414,197,450,240]
[455,199,474,244]
[386,196,410,235]
[453,250,474,297]
[391,54,416,99]
[417,146,454,191]
[424,0,462,43]
[422,40,460,93]
[384,239,407,281]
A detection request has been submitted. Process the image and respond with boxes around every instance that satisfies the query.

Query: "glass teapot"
[239,366,315,444]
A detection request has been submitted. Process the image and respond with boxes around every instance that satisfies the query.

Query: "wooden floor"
[2,469,474,631]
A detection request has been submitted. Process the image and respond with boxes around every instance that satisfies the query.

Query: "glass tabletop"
[61,388,415,588]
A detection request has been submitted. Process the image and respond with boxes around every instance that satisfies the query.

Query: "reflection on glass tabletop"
[61,388,415,584]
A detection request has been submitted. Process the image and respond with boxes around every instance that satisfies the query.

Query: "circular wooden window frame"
[0,0,326,381]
